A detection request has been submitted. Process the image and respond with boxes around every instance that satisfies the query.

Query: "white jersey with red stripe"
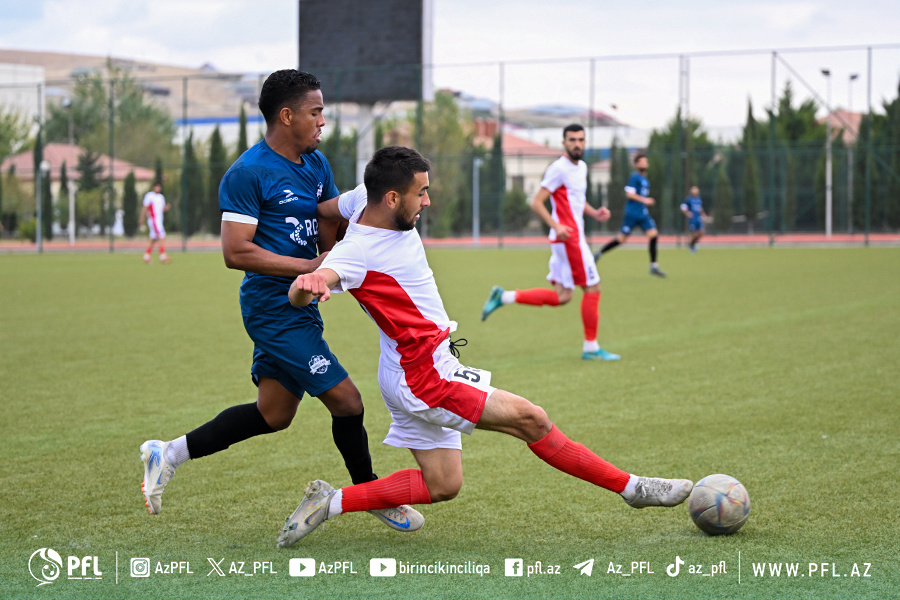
[142,191,167,239]
[321,185,492,446]
[324,184,457,373]
[540,155,588,243]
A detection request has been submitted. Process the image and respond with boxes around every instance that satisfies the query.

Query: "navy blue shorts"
[620,208,657,235]
[242,302,348,400]
[689,217,704,232]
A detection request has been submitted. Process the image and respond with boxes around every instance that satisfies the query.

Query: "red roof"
[0,143,156,181]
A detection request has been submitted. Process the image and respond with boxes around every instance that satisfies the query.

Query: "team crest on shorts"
[308,355,331,374]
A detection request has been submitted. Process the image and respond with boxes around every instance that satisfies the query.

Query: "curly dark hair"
[258,69,321,126]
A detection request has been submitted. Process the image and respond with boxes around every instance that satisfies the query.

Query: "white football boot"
[624,476,693,508]
[368,505,425,532]
[140,440,176,514]
[277,480,336,548]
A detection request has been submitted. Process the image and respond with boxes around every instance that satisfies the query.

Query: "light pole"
[472,157,483,245]
[821,68,832,237]
[847,73,859,234]
[63,97,76,245]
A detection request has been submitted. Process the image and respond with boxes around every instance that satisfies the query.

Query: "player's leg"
[580,282,620,361]
[140,376,287,515]
[476,389,692,507]
[158,233,169,263]
[144,236,155,263]
[275,453,443,548]
[646,226,666,278]
[317,377,376,485]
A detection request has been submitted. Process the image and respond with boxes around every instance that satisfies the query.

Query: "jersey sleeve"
[320,238,368,293]
[142,193,151,208]
[539,161,562,192]
[624,172,639,195]
[337,184,367,220]
[219,167,262,221]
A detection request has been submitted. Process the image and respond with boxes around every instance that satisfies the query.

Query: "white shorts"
[379,346,495,451]
[546,238,600,289]
[148,221,166,240]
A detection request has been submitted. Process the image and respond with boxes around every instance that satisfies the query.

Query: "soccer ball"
[688,474,751,535]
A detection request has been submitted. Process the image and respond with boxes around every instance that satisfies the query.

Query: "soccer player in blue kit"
[680,185,708,252]
[139,70,423,533]
[594,153,666,277]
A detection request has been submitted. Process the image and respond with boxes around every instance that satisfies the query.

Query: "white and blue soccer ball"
[688,474,751,535]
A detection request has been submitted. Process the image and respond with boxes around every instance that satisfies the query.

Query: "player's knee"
[426,475,462,503]
[513,399,551,442]
[260,408,294,431]
[557,290,573,305]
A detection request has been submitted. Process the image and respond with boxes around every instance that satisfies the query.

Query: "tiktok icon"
[667,556,685,577]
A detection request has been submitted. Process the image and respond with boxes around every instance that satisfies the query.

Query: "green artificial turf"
[1,246,897,599]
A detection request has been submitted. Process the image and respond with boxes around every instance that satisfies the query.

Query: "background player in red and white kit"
[276,146,692,548]
[481,124,620,361]
[139,182,170,263]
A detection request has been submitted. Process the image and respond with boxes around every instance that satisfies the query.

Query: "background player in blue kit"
[139,69,422,533]
[680,185,708,252]
[594,153,666,278]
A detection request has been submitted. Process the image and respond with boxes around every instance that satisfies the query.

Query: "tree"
[742,101,762,234]
[34,127,54,241]
[235,103,249,161]
[319,123,356,191]
[57,161,70,233]
[414,91,476,237]
[606,140,629,219]
[76,149,104,231]
[122,171,139,237]
[713,160,734,233]
[182,130,205,236]
[207,125,227,235]
[0,106,31,162]
[44,62,178,169]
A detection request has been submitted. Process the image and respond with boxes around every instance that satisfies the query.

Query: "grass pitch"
[1,246,898,599]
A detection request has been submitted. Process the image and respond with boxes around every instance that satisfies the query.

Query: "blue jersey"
[624,171,650,215]
[681,195,704,217]
[219,139,339,317]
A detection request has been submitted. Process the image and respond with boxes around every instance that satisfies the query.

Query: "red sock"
[528,426,630,493]
[581,291,600,341]
[145,244,153,254]
[158,244,166,255]
[341,469,433,513]
[515,288,560,306]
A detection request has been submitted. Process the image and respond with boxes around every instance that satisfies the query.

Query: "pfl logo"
[29,548,102,586]
[29,548,62,586]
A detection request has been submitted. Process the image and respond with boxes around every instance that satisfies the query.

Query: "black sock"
[332,410,377,484]
[650,237,658,263]
[601,239,620,254]
[185,402,276,459]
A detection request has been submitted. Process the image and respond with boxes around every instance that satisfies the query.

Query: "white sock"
[328,489,344,518]
[651,262,659,269]
[620,474,639,499]
[583,340,600,353]
[501,290,517,305]
[165,435,190,468]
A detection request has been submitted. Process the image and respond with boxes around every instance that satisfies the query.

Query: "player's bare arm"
[626,191,655,206]
[288,268,340,306]
[585,204,611,222]
[531,187,572,240]
[221,219,326,277]
[316,196,348,252]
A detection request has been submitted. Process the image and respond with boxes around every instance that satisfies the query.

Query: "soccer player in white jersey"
[139,182,170,263]
[276,146,692,548]
[481,124,619,361]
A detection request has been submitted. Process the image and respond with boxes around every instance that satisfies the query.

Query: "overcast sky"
[0,0,898,134]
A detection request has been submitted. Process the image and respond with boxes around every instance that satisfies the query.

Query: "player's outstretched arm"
[289,269,340,307]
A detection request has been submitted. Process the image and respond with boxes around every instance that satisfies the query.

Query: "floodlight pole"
[821,68,832,238]
[472,157,483,245]
[64,98,76,245]
[847,73,858,234]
